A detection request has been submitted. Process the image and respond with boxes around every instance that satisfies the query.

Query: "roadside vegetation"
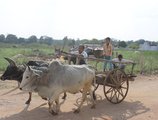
[0,43,53,71]
[0,43,158,75]
[115,50,158,74]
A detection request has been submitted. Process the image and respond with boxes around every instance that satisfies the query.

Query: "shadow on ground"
[0,99,150,120]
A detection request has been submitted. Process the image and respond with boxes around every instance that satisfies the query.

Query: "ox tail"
[92,75,96,87]
[92,73,97,100]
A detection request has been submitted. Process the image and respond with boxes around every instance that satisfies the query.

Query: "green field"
[0,43,53,71]
[115,50,158,74]
[0,43,158,74]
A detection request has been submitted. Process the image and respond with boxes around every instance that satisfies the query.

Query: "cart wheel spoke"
[120,80,126,85]
[121,86,128,89]
[111,89,120,103]
[109,88,114,99]
[116,89,120,103]
[105,87,113,94]
[116,88,124,98]
[110,89,116,101]
[113,89,118,101]
[109,74,115,84]
[120,86,127,98]
[116,90,120,102]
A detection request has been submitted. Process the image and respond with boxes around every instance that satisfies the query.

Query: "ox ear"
[35,73,41,79]
[4,57,16,66]
[33,71,42,80]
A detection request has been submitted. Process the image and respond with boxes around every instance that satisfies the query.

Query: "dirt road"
[0,75,158,120]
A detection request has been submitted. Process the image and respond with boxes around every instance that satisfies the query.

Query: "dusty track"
[0,75,158,120]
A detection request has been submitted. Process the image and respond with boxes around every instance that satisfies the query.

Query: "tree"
[27,35,38,43]
[136,39,145,45]
[18,37,25,43]
[75,39,80,45]
[62,36,68,49]
[80,39,89,44]
[5,34,18,43]
[91,38,99,44]
[68,39,76,46]
[72,39,75,46]
[0,34,5,42]
[118,41,127,48]
[39,36,53,45]
[128,43,139,49]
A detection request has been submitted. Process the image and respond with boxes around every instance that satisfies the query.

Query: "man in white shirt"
[77,45,88,65]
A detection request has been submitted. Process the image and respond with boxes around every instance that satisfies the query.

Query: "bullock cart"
[93,58,136,104]
[61,51,136,104]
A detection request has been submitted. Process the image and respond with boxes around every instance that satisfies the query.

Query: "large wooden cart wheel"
[103,69,129,104]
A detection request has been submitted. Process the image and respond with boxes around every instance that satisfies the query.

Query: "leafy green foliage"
[128,43,139,49]
[0,43,53,71]
[118,41,127,48]
[114,50,158,74]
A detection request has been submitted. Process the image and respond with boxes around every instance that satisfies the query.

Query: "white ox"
[20,60,96,115]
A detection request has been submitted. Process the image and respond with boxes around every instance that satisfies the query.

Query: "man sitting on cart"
[112,54,126,70]
[77,45,88,65]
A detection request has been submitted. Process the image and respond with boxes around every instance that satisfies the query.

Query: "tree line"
[0,34,53,45]
[0,34,157,49]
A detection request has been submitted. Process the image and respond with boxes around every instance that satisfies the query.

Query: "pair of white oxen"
[20,60,96,115]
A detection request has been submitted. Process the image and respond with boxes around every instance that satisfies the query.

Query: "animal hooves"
[62,93,67,99]
[62,96,66,100]
[50,110,58,115]
[73,109,80,113]
[25,100,30,104]
[93,95,97,100]
[42,97,47,100]
[91,105,96,109]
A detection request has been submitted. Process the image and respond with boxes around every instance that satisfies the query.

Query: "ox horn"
[4,57,16,66]
[28,66,31,71]
[23,64,27,68]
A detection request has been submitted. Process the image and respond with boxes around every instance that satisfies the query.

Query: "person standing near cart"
[103,37,113,71]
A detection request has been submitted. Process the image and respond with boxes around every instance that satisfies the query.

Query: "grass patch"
[114,50,158,74]
[0,43,54,71]
[0,43,158,74]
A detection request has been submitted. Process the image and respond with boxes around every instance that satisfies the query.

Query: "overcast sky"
[0,0,158,41]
